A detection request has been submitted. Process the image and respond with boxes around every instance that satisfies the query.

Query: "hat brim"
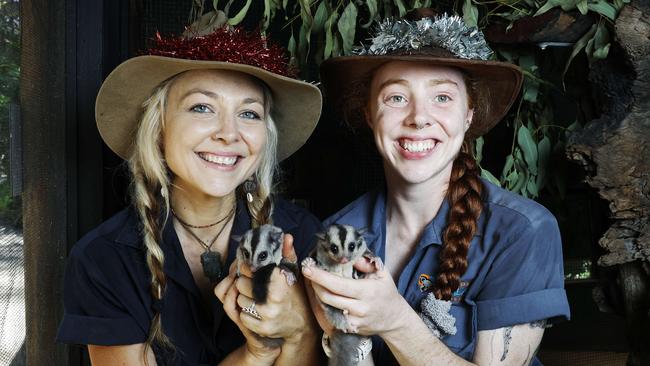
[96,55,322,161]
[320,55,522,138]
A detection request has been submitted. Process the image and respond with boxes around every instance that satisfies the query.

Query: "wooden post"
[20,0,68,364]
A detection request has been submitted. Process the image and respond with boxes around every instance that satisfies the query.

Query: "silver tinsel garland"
[354,14,492,61]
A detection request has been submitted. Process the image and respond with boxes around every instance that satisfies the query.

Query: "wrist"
[380,296,414,340]
[243,344,279,366]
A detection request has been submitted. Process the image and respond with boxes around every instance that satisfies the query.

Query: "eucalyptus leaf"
[262,0,272,32]
[313,1,329,33]
[527,178,539,198]
[227,0,252,25]
[588,0,618,20]
[481,169,501,187]
[338,2,358,55]
[475,136,484,164]
[501,154,515,181]
[324,10,340,59]
[536,136,551,191]
[562,24,596,82]
[506,170,518,188]
[362,0,379,28]
[576,0,588,14]
[512,166,528,194]
[213,0,221,10]
[394,0,407,17]
[592,22,611,59]
[287,30,297,65]
[463,0,479,28]
[299,24,310,64]
[517,125,538,176]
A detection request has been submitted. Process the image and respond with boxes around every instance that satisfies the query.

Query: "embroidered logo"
[418,273,434,292]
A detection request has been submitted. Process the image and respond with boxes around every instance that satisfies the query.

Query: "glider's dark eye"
[330,244,339,254]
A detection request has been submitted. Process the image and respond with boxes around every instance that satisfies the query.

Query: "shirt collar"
[326,187,485,254]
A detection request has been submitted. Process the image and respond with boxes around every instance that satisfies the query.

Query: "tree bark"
[566,2,650,364]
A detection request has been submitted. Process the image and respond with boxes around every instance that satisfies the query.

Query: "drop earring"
[243,178,257,203]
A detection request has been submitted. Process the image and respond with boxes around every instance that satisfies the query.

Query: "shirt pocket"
[443,301,477,359]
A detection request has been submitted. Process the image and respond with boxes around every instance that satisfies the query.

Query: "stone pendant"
[200,251,222,283]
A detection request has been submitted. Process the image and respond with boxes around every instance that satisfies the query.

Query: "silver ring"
[241,300,262,320]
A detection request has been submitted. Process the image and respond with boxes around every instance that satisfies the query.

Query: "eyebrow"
[429,79,458,87]
[180,89,264,105]
[377,78,459,92]
[180,88,219,102]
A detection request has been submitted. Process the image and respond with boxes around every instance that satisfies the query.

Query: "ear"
[231,234,242,243]
[315,232,326,241]
[464,108,474,133]
[271,230,283,243]
[357,227,369,235]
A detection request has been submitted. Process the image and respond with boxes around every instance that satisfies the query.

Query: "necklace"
[171,207,230,229]
[172,206,235,283]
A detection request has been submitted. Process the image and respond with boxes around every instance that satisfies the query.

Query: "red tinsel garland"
[146,27,296,78]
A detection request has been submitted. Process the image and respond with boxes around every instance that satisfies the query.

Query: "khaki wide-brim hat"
[96,55,322,161]
[320,54,522,139]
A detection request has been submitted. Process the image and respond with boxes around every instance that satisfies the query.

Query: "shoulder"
[481,179,558,232]
[323,190,381,228]
[69,207,144,271]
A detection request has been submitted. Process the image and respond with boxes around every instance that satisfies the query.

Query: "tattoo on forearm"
[500,327,513,361]
[529,320,547,329]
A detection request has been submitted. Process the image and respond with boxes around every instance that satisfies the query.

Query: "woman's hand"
[216,234,319,365]
[215,263,280,365]
[234,234,317,344]
[302,257,410,337]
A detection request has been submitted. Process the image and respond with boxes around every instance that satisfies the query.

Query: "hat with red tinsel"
[95,13,322,161]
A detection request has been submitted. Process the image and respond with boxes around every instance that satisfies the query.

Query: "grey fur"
[235,224,295,348]
[306,224,375,366]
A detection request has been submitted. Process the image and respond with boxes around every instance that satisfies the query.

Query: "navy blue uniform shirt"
[323,179,571,365]
[57,198,321,365]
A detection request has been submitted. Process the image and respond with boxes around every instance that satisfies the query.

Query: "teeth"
[400,139,435,153]
[199,153,237,165]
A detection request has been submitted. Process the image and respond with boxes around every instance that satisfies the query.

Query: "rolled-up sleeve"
[475,214,570,330]
[56,241,148,345]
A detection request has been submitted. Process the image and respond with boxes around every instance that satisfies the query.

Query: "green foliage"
[0,0,20,226]
[196,0,622,203]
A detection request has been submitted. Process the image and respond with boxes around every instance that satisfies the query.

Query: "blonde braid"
[127,79,175,361]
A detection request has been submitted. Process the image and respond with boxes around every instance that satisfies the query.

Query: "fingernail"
[302,267,312,277]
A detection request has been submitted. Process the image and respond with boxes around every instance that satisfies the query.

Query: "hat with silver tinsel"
[320,10,522,138]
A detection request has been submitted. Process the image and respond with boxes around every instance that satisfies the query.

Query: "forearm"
[381,301,475,366]
[219,344,278,366]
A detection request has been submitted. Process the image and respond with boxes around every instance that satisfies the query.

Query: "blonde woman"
[57,26,322,365]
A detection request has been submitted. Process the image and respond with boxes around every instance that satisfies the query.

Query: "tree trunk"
[566,2,650,364]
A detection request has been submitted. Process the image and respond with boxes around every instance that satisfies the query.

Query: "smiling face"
[367,61,474,186]
[163,69,268,199]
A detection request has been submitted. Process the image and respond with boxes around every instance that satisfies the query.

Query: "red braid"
[433,144,483,300]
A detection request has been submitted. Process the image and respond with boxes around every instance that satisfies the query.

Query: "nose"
[211,113,239,143]
[406,95,432,130]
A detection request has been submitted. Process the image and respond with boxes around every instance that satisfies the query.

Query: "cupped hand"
[215,262,280,364]
[221,234,317,346]
[301,258,409,337]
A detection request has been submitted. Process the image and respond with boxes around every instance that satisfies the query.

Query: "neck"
[384,164,452,237]
[170,186,236,226]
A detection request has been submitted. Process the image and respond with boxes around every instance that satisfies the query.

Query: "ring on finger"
[241,300,262,320]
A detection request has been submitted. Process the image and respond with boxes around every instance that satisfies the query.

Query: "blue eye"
[239,111,262,120]
[434,95,451,103]
[190,104,211,113]
[386,95,407,105]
